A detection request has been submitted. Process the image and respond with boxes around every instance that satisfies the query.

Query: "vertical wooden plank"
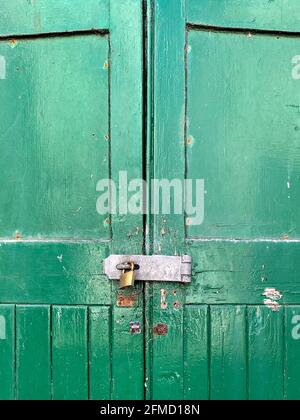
[151,286,185,400]
[210,306,247,401]
[112,307,144,400]
[110,0,144,254]
[89,306,111,400]
[52,306,88,400]
[153,0,186,254]
[248,306,284,401]
[110,0,145,401]
[150,0,187,401]
[16,306,51,400]
[184,306,209,400]
[0,305,15,400]
[285,306,300,400]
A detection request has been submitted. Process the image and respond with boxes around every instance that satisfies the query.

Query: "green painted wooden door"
[0,0,144,400]
[147,0,300,400]
[2,0,300,402]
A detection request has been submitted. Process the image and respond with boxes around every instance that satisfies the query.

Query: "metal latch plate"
[104,255,192,283]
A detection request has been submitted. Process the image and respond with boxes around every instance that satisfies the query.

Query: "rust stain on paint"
[130,321,141,335]
[161,289,167,310]
[117,291,138,308]
[9,39,18,48]
[173,300,181,310]
[153,323,168,336]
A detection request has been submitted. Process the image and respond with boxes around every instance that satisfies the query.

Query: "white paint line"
[0,316,6,340]
[0,55,6,80]
[189,237,300,244]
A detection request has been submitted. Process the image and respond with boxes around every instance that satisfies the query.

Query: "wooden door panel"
[0,0,109,36]
[187,0,300,32]
[150,0,300,400]
[0,0,144,401]
[0,304,112,400]
[187,30,300,239]
[150,303,298,400]
[0,35,110,240]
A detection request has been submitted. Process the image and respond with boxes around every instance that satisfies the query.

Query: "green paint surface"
[148,0,300,401]
[16,306,51,400]
[0,306,15,400]
[0,0,144,401]
[0,36,110,240]
[0,0,109,35]
[52,306,88,400]
[187,30,300,239]
[187,0,300,32]
[2,0,300,401]
[89,306,111,400]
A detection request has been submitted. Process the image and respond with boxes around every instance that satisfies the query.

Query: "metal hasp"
[104,255,192,284]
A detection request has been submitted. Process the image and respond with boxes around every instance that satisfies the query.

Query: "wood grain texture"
[112,307,144,400]
[248,306,284,400]
[285,306,300,400]
[110,0,144,254]
[0,35,110,240]
[151,285,185,400]
[109,0,145,401]
[0,242,110,305]
[16,306,51,400]
[89,306,111,400]
[184,306,209,400]
[0,305,15,400]
[149,0,187,402]
[52,306,88,400]
[187,240,300,305]
[187,30,300,239]
[187,0,300,32]
[0,0,146,401]
[0,0,109,36]
[210,306,247,400]
[152,0,186,256]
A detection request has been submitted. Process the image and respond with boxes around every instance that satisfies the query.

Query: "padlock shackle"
[116,262,140,272]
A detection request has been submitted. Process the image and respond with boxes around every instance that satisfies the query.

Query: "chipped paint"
[186,135,194,146]
[262,288,282,312]
[9,39,17,48]
[15,231,21,240]
[263,288,282,301]
[264,299,280,312]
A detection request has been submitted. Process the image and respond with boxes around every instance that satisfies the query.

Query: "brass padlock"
[119,262,135,289]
